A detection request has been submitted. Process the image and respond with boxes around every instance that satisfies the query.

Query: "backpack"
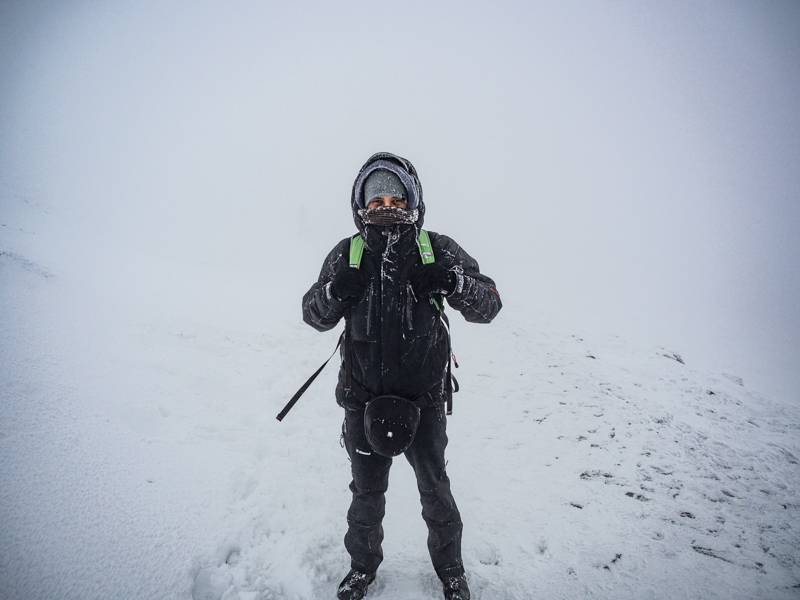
[348,229,441,311]
[277,230,458,421]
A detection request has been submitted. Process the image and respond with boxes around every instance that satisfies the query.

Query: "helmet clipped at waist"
[364,395,421,457]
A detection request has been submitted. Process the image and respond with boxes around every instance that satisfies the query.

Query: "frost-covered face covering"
[358,206,419,226]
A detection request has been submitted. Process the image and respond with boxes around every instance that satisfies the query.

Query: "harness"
[276,230,458,421]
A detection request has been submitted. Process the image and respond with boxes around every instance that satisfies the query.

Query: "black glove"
[409,263,456,298]
[330,268,369,302]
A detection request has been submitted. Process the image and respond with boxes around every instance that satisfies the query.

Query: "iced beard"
[358,206,419,226]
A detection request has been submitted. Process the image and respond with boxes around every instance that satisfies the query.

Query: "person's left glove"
[409,263,456,298]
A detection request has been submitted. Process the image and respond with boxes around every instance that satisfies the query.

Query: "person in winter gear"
[302,152,502,600]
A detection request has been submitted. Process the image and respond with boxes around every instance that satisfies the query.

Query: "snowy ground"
[1,249,799,600]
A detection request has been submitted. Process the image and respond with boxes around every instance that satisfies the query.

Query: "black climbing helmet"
[364,396,421,457]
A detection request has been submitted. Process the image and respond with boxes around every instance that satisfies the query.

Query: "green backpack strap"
[349,230,434,268]
[349,234,365,268]
[417,229,435,265]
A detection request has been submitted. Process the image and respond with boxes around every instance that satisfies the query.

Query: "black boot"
[337,569,375,600]
[440,574,470,600]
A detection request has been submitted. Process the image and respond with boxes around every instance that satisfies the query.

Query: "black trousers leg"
[341,403,464,579]
[342,409,392,574]
[404,402,464,579]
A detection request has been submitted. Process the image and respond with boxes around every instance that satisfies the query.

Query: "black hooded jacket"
[302,153,502,409]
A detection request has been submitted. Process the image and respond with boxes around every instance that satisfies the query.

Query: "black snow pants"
[341,402,464,579]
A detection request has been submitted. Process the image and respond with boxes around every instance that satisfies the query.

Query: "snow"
[2,3,799,598]
[1,249,798,599]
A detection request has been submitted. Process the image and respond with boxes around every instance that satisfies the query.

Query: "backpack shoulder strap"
[349,234,365,268]
[417,230,457,413]
[417,229,439,310]
[417,229,434,264]
[351,230,433,267]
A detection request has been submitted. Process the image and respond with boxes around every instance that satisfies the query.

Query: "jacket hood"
[351,152,425,236]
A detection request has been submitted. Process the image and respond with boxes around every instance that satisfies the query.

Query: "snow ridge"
[190,314,800,600]
[1,267,798,599]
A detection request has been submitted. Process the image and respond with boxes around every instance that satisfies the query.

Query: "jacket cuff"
[325,281,347,307]
[448,266,465,296]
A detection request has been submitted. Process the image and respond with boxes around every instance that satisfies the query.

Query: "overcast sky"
[1,0,798,403]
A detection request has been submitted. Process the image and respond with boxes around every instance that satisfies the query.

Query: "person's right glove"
[330,268,370,302]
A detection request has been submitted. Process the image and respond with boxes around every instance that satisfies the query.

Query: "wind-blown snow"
[1,252,798,599]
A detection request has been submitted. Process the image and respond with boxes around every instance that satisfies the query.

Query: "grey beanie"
[363,169,406,203]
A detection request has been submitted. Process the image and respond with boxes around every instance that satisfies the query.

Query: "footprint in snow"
[473,541,502,566]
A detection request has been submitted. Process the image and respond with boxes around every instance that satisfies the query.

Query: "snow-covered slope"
[1,252,798,600]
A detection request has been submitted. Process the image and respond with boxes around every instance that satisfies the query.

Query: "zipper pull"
[406,282,414,330]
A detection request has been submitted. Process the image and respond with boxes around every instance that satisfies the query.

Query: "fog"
[2,0,798,403]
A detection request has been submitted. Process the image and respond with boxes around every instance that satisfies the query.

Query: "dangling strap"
[446,359,460,415]
[276,332,344,421]
[438,312,459,414]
